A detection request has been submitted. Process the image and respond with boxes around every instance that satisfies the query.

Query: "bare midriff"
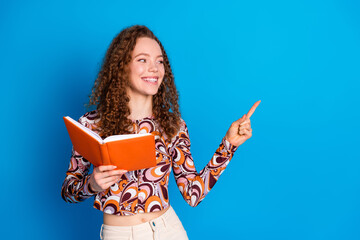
[103,207,169,226]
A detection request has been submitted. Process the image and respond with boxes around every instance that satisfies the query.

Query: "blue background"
[1,0,360,239]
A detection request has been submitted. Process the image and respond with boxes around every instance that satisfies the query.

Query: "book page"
[104,133,152,143]
[65,116,103,143]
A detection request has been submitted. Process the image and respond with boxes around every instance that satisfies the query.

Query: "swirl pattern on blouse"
[61,110,238,216]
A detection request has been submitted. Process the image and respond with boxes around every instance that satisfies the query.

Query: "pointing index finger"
[246,100,261,119]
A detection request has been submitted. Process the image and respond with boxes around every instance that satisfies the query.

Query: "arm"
[61,148,97,203]
[170,120,238,207]
[171,101,260,207]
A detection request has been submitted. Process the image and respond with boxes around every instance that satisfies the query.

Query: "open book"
[63,116,157,171]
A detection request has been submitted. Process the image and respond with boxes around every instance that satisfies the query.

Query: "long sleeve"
[170,119,238,207]
[61,116,97,203]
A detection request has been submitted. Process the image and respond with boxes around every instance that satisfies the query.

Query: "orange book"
[63,116,157,171]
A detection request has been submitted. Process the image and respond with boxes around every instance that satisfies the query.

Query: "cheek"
[131,63,145,76]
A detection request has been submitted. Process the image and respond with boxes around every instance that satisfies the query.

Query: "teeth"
[143,78,157,82]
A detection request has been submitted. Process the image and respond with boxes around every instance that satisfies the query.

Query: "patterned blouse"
[61,110,238,216]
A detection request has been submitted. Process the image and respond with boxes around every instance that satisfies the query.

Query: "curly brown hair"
[88,25,181,140]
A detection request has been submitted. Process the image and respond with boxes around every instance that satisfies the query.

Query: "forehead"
[132,37,162,56]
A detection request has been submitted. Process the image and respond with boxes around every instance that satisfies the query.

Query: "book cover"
[63,116,157,171]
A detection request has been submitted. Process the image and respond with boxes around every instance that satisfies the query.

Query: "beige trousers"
[100,206,189,240]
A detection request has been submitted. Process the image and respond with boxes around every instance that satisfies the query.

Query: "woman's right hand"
[89,165,127,193]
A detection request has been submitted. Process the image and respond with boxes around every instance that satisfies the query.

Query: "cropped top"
[61,110,238,216]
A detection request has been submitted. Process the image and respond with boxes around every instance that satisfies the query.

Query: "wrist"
[88,182,97,194]
[224,136,236,147]
[223,137,239,152]
[87,174,99,194]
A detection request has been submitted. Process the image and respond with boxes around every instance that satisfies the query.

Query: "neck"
[128,94,153,121]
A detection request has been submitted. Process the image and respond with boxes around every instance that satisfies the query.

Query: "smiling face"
[127,37,165,99]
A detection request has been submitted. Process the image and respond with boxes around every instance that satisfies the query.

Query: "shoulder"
[179,118,187,131]
[78,110,100,130]
[171,118,189,141]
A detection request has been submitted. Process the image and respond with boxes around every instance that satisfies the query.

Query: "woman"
[61,25,260,240]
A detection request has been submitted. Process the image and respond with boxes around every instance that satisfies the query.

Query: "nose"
[148,60,158,72]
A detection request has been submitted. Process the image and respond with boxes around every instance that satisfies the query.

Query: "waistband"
[101,206,176,232]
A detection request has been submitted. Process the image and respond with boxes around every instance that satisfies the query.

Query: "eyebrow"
[134,53,163,58]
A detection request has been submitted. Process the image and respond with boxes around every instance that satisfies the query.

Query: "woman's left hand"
[225,100,261,147]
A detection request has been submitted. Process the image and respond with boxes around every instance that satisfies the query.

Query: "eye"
[138,58,146,63]
[157,60,164,64]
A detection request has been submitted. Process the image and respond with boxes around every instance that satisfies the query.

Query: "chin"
[149,90,159,96]
[146,87,161,96]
